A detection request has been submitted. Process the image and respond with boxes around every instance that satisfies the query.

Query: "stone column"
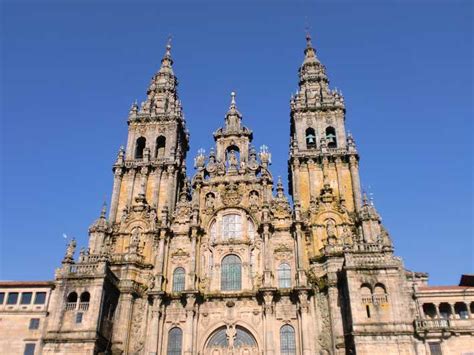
[263,291,275,355]
[109,168,123,222]
[113,293,135,353]
[292,159,300,201]
[154,230,167,290]
[189,228,198,290]
[152,167,163,210]
[262,224,272,287]
[126,170,137,208]
[145,293,163,355]
[334,157,345,200]
[183,293,197,355]
[166,165,178,211]
[294,223,307,286]
[349,156,362,212]
[298,289,313,355]
[308,159,316,200]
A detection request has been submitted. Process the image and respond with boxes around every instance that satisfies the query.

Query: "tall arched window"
[221,254,242,291]
[326,127,337,148]
[222,214,242,240]
[305,127,316,149]
[155,136,166,158]
[280,325,296,355]
[278,263,291,288]
[135,137,146,159]
[172,268,185,292]
[167,327,183,355]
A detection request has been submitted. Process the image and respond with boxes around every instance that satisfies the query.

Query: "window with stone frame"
[7,292,18,305]
[278,263,292,288]
[280,324,296,355]
[222,214,242,240]
[167,327,183,355]
[34,292,46,305]
[221,254,242,291]
[428,342,442,355]
[29,318,40,330]
[172,267,185,292]
[23,343,35,355]
[21,292,33,305]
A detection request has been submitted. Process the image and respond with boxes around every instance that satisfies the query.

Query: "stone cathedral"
[2,35,473,355]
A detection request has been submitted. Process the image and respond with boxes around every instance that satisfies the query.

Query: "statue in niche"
[228,150,238,169]
[249,191,259,207]
[325,219,337,238]
[205,193,215,210]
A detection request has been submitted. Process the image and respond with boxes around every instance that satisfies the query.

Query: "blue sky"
[1,1,472,285]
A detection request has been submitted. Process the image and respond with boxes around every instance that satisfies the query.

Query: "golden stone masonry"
[1,36,473,355]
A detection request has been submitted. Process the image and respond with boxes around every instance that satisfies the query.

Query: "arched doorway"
[205,325,258,355]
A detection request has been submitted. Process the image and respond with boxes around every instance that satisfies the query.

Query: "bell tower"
[288,34,362,216]
[108,40,189,225]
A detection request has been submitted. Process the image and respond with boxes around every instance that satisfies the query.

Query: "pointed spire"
[303,33,320,65]
[227,91,241,117]
[100,201,107,219]
[160,35,174,71]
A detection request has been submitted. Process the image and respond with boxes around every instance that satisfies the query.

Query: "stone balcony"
[414,317,474,337]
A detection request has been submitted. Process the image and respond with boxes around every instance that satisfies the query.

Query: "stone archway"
[204,324,259,355]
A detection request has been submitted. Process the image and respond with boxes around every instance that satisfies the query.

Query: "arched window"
[172,268,185,293]
[305,127,316,149]
[155,136,166,158]
[373,283,388,304]
[222,214,242,240]
[280,325,296,355]
[439,303,452,319]
[278,263,291,288]
[423,303,437,319]
[66,292,78,310]
[67,292,78,303]
[80,292,90,303]
[326,127,337,148]
[207,326,257,349]
[455,302,469,319]
[135,137,146,159]
[360,284,372,304]
[167,327,183,355]
[221,254,242,291]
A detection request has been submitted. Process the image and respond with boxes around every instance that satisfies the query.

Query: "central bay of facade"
[42,36,419,355]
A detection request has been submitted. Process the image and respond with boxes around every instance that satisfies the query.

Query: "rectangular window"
[76,312,83,323]
[0,292,5,304]
[7,292,19,305]
[34,292,46,305]
[24,343,35,355]
[429,342,442,355]
[29,318,40,330]
[21,292,33,305]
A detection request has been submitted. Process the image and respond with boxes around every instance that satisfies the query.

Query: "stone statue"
[63,238,76,263]
[228,150,238,168]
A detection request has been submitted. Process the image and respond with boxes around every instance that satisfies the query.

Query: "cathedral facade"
[2,35,473,355]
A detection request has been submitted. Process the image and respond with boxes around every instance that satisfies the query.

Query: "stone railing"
[69,263,99,275]
[65,302,77,311]
[354,243,383,253]
[78,302,90,311]
[415,318,450,332]
[361,294,388,305]
[372,294,388,305]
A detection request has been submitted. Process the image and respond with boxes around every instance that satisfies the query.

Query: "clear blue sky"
[1,1,472,285]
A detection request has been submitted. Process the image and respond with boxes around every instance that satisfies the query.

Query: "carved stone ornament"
[221,183,242,206]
